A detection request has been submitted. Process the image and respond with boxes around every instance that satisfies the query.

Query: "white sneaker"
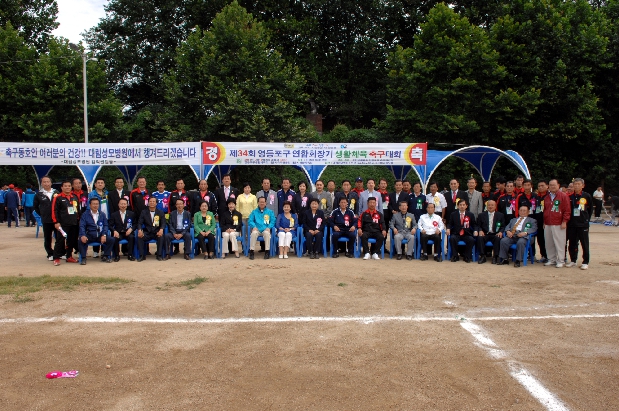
[372,253,380,260]
[565,262,576,268]
[93,252,99,258]
[544,261,556,266]
[580,264,589,270]
[61,255,66,260]
[556,263,564,268]
[47,256,53,261]
[279,255,283,259]
[284,255,288,259]
[363,253,371,260]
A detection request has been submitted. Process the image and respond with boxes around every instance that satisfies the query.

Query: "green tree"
[490,0,610,182]
[382,4,539,145]
[163,1,314,142]
[0,0,58,51]
[0,24,124,142]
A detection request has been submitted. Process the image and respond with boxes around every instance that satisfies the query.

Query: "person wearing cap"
[5,184,21,228]
[390,200,417,260]
[329,196,357,258]
[417,203,445,262]
[357,197,386,260]
[303,198,326,259]
[276,200,298,258]
[352,177,364,196]
[248,196,276,260]
[165,198,193,260]
[359,178,383,215]
[220,198,243,258]
[78,197,115,264]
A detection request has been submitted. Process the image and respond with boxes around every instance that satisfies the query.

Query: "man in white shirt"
[418,203,445,262]
[592,186,604,220]
[425,182,447,221]
[358,178,383,214]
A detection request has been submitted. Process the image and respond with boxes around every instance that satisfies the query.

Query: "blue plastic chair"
[166,226,195,258]
[193,223,221,258]
[415,230,446,260]
[330,226,357,257]
[244,224,276,257]
[78,230,111,263]
[32,210,43,238]
[298,225,328,258]
[447,234,478,262]
[355,230,385,259]
[508,232,537,266]
[135,225,163,259]
[112,237,134,259]
[389,228,415,259]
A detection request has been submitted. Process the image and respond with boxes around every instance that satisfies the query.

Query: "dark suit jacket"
[445,190,468,215]
[215,186,240,217]
[389,191,410,213]
[219,209,243,233]
[448,211,477,237]
[108,189,131,215]
[79,210,109,238]
[109,210,136,234]
[302,209,326,232]
[476,211,506,234]
[191,190,218,216]
[168,210,193,234]
[138,208,167,235]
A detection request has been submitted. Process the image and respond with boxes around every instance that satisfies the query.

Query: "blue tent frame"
[29,145,529,192]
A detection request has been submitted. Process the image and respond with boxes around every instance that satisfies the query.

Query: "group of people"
[25,173,596,269]
[0,183,38,227]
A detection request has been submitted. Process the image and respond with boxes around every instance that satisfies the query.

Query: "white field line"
[0,313,618,324]
[460,320,570,411]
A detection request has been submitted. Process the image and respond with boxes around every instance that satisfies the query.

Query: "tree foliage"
[0,0,58,51]
[163,1,313,142]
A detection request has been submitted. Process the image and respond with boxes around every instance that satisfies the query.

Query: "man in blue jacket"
[78,197,115,264]
[248,196,275,260]
[5,184,21,228]
[21,184,37,227]
[0,183,7,223]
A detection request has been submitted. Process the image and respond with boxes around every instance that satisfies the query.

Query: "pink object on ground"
[46,370,79,379]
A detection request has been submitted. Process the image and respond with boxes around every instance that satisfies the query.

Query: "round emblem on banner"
[202,142,226,165]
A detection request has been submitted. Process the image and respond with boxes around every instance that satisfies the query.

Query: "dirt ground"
[1,223,618,410]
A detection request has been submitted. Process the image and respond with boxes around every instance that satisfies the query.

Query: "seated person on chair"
[220,198,243,258]
[137,196,166,261]
[358,197,386,260]
[276,200,298,259]
[109,198,136,261]
[476,199,505,264]
[303,199,326,259]
[166,198,193,260]
[446,199,478,263]
[329,197,357,258]
[248,196,276,260]
[194,200,216,259]
[390,200,417,260]
[418,203,445,262]
[78,197,115,264]
[498,205,537,267]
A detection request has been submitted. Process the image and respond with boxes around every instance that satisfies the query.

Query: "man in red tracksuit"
[542,179,571,268]
[51,180,80,266]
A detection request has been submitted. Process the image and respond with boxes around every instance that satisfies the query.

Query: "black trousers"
[332,229,356,253]
[592,199,603,218]
[449,234,475,259]
[361,231,384,255]
[534,216,546,259]
[420,233,441,255]
[138,233,164,257]
[42,222,56,257]
[53,225,78,259]
[305,231,324,254]
[0,203,4,222]
[477,233,501,257]
[197,233,215,254]
[568,226,590,264]
[113,232,135,258]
